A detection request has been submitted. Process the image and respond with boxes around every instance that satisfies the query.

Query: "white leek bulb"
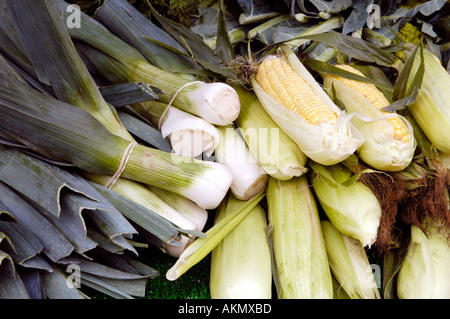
[160,107,220,158]
[214,125,268,200]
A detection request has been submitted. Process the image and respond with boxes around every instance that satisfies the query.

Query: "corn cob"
[252,45,364,166]
[329,65,409,143]
[256,57,338,127]
[323,64,416,172]
[267,175,333,298]
[210,203,272,299]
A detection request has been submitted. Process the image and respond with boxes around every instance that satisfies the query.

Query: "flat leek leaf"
[99,82,160,107]
[80,273,133,299]
[19,268,45,299]
[342,0,374,35]
[93,0,196,72]
[117,111,172,153]
[309,0,352,13]
[148,4,234,79]
[296,31,398,67]
[0,251,30,299]
[41,266,87,299]
[0,144,101,216]
[0,221,43,265]
[88,181,182,245]
[0,182,74,263]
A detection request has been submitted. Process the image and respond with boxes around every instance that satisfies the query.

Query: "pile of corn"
[0,0,448,300]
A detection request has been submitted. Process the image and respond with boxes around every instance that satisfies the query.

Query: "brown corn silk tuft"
[345,158,449,253]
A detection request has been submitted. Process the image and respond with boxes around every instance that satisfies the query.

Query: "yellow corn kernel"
[330,65,410,143]
[256,57,337,126]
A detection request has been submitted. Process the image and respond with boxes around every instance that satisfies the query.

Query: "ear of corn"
[310,163,382,247]
[267,175,333,298]
[210,203,272,299]
[405,48,450,154]
[397,219,450,299]
[322,221,381,299]
[252,45,364,165]
[233,84,308,180]
[323,64,416,172]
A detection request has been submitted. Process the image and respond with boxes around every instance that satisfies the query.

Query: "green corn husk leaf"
[210,202,272,299]
[321,221,381,299]
[233,84,308,180]
[166,191,265,281]
[404,46,450,154]
[267,175,333,299]
[310,163,382,248]
[397,219,450,299]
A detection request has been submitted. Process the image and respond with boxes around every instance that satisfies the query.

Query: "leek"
[214,125,268,200]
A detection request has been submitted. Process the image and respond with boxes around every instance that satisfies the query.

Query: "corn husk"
[397,219,450,299]
[310,163,382,247]
[322,221,381,299]
[267,175,333,298]
[252,45,364,165]
[233,84,308,180]
[210,203,271,299]
[406,48,450,154]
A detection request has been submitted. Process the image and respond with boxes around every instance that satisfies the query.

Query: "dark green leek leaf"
[0,252,30,299]
[148,4,235,79]
[99,82,160,107]
[88,181,181,245]
[0,221,43,265]
[0,182,74,263]
[93,0,196,72]
[117,111,172,153]
[41,266,87,299]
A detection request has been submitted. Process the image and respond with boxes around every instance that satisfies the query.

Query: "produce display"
[0,0,448,300]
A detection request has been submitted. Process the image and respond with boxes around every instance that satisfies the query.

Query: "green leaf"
[296,32,398,67]
[302,58,393,92]
[215,0,235,64]
[385,42,425,112]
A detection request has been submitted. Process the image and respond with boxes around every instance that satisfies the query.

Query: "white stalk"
[160,107,220,158]
[183,82,241,126]
[214,125,268,200]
